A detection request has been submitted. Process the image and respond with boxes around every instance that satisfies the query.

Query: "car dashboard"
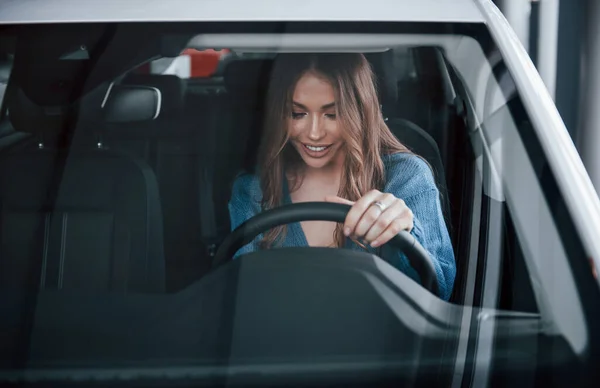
[0,248,572,387]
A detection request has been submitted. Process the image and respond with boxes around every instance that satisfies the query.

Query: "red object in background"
[182,48,229,78]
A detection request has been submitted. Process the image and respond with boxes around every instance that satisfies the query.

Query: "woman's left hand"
[325,190,413,248]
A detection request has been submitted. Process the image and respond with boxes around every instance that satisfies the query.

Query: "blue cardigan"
[228,152,456,300]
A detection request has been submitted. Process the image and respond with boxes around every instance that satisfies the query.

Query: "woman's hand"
[325,190,413,248]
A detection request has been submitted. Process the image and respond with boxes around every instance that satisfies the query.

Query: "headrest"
[224,59,274,96]
[6,81,108,139]
[103,84,161,124]
[7,86,67,136]
[365,51,398,114]
[121,74,185,117]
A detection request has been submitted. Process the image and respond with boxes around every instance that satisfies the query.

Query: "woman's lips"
[302,143,333,158]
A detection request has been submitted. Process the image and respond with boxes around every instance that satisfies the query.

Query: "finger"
[371,217,413,248]
[363,199,408,243]
[353,192,396,238]
[324,195,355,206]
[343,190,383,236]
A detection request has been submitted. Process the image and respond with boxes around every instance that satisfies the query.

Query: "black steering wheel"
[213,202,439,297]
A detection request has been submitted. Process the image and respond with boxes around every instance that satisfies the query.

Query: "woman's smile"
[301,142,334,158]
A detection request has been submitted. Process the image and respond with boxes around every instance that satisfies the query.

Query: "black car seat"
[396,47,459,170]
[0,83,166,293]
[366,51,452,233]
[101,73,216,291]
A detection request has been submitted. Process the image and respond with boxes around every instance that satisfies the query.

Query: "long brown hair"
[258,53,411,248]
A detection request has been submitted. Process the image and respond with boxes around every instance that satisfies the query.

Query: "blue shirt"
[228,152,456,300]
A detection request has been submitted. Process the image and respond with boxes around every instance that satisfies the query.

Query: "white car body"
[1,1,599,386]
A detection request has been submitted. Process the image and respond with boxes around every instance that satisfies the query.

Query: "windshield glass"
[0,22,591,386]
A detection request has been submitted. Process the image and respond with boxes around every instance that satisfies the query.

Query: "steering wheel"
[213,202,439,297]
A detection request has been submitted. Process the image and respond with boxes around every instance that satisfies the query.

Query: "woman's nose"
[307,116,325,140]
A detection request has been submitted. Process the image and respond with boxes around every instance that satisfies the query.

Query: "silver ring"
[371,200,387,212]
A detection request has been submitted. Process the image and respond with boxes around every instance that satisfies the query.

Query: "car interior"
[0,23,594,386]
[0,45,473,294]
[0,27,546,306]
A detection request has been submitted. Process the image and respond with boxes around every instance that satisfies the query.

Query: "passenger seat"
[0,83,166,293]
[104,73,213,291]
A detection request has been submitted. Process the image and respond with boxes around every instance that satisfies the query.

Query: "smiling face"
[258,53,409,249]
[288,71,346,171]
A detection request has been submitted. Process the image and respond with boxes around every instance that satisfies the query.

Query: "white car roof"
[0,0,486,24]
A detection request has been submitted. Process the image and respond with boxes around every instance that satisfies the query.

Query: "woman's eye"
[325,113,337,119]
[291,112,306,119]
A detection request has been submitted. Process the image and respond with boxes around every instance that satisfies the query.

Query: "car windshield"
[0,21,594,386]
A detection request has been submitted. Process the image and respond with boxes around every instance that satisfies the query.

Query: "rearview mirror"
[102,84,161,123]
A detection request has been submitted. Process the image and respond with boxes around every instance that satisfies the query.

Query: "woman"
[228,53,456,300]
